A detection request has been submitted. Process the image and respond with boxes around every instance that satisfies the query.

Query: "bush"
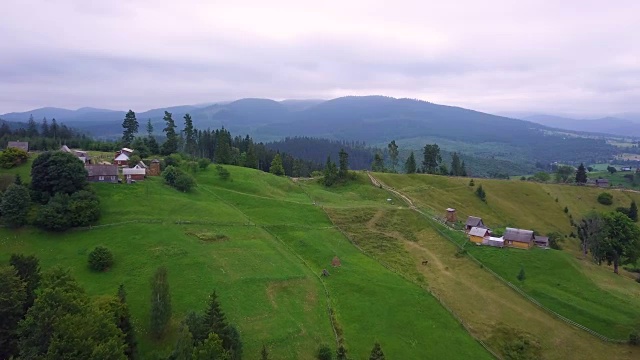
[173,173,195,192]
[198,158,210,170]
[469,179,475,186]
[547,231,564,250]
[88,246,114,271]
[35,190,101,231]
[597,192,613,205]
[629,331,639,346]
[475,184,486,202]
[216,165,231,181]
[517,266,526,281]
[0,147,28,168]
[317,345,332,360]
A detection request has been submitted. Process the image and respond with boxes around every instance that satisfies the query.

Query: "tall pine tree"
[369,342,385,360]
[575,163,587,185]
[630,200,638,222]
[117,284,137,359]
[161,111,179,155]
[270,153,285,176]
[405,151,417,174]
[338,148,349,179]
[183,113,197,157]
[122,110,139,147]
[150,266,171,339]
[387,140,399,172]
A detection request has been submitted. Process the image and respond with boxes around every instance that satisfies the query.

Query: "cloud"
[1,0,638,116]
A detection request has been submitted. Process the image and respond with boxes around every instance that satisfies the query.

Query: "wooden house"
[85,165,118,183]
[468,226,490,244]
[465,216,486,232]
[123,167,145,181]
[61,145,91,164]
[534,235,549,248]
[7,141,29,152]
[503,227,534,249]
[114,152,130,166]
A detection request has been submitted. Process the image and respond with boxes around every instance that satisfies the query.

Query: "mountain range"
[0,96,624,166]
[500,112,640,137]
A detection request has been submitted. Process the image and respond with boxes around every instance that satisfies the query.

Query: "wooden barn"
[503,227,534,249]
[7,141,29,152]
[468,226,490,244]
[465,216,486,232]
[86,165,118,183]
[148,159,161,176]
[123,167,145,181]
[534,235,549,248]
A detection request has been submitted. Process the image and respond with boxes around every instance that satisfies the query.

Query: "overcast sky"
[1,0,638,117]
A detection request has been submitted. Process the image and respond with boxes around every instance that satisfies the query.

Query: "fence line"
[369,174,628,344]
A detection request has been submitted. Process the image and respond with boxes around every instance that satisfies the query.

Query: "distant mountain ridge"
[508,113,640,137]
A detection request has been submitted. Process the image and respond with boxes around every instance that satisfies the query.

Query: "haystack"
[331,256,341,267]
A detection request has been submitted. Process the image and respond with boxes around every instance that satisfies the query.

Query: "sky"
[1,0,639,117]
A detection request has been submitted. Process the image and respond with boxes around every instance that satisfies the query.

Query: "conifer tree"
[450,152,463,176]
[630,200,638,222]
[371,153,385,172]
[117,284,138,359]
[27,114,39,137]
[150,266,171,339]
[323,156,338,186]
[161,111,179,155]
[183,113,197,157]
[369,342,385,360]
[270,153,285,176]
[0,265,26,359]
[404,151,417,174]
[422,144,442,174]
[9,254,41,311]
[122,110,139,147]
[338,148,349,179]
[387,140,399,172]
[575,163,587,185]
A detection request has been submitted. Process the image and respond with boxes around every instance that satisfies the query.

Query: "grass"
[0,164,490,359]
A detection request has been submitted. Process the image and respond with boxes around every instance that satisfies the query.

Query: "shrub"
[0,184,31,227]
[563,206,569,213]
[198,158,210,170]
[475,185,486,202]
[317,345,332,360]
[216,165,231,181]
[35,190,100,231]
[0,147,28,168]
[88,246,114,271]
[517,266,526,281]
[629,331,639,346]
[520,176,526,181]
[173,173,195,192]
[547,231,564,250]
[469,179,475,186]
[597,192,613,205]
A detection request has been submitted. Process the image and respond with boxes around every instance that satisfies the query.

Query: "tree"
[0,184,30,227]
[41,117,50,138]
[117,285,137,359]
[404,151,416,174]
[597,192,613,205]
[575,163,587,185]
[577,212,604,257]
[172,324,195,360]
[369,342,385,360]
[27,114,39,137]
[323,156,338,187]
[9,254,41,310]
[50,118,59,140]
[338,148,349,179]
[387,140,399,172]
[183,113,197,157]
[14,173,22,185]
[146,119,160,155]
[475,184,487,202]
[0,147,29,168]
[122,110,139,146]
[31,151,88,201]
[532,172,551,182]
[88,246,114,271]
[0,265,27,360]
[192,333,229,360]
[422,144,442,174]
[202,291,241,359]
[517,266,526,281]
[450,152,463,176]
[317,345,333,360]
[592,212,640,274]
[630,201,638,222]
[555,165,575,183]
[371,153,385,172]
[146,118,154,138]
[261,344,269,360]
[336,345,348,360]
[547,231,564,250]
[607,166,617,174]
[161,111,179,155]
[150,266,172,339]
[270,153,285,176]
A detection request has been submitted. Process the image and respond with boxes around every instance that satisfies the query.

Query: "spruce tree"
[9,254,41,311]
[630,200,638,222]
[161,111,179,155]
[369,343,385,360]
[450,152,462,176]
[150,266,171,339]
[323,156,338,186]
[517,266,526,281]
[122,110,139,147]
[183,113,197,157]
[117,284,138,359]
[575,163,587,185]
[338,148,349,179]
[371,153,385,172]
[269,153,285,176]
[0,265,27,359]
[404,151,416,174]
[387,140,399,172]
[27,114,39,137]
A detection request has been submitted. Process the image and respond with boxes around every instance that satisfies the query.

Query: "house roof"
[60,145,72,152]
[534,236,549,244]
[121,147,134,153]
[8,141,28,151]
[469,227,489,237]
[504,227,534,242]
[135,161,148,169]
[86,165,118,177]
[446,208,456,212]
[123,168,145,175]
[151,159,160,163]
[465,216,484,227]
[114,153,130,161]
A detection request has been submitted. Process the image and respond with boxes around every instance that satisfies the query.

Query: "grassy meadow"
[0,163,491,359]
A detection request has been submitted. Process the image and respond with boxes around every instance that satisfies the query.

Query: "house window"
[99,176,104,181]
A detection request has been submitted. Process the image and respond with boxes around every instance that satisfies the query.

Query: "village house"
[503,227,534,249]
[595,178,609,188]
[123,167,145,181]
[621,166,632,171]
[61,145,91,164]
[114,148,134,166]
[482,236,505,248]
[85,164,118,183]
[468,226,490,244]
[7,141,29,152]
[465,216,486,232]
[534,235,549,248]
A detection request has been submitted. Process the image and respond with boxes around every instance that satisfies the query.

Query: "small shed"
[482,236,505,248]
[595,178,609,188]
[149,159,161,176]
[123,167,145,181]
[445,208,457,222]
[7,141,29,152]
[468,226,490,244]
[465,216,486,232]
[534,235,549,248]
[86,165,118,183]
[503,227,534,249]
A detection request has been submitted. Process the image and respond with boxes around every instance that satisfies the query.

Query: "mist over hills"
[511,113,640,137]
[0,96,622,167]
